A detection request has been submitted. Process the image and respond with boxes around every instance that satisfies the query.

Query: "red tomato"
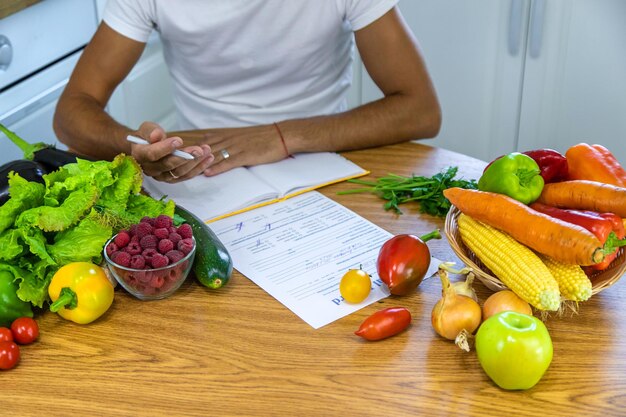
[0,327,13,343]
[376,231,439,295]
[0,341,20,370]
[354,307,412,341]
[11,317,39,345]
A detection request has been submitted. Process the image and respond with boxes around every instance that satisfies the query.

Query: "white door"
[517,0,626,164]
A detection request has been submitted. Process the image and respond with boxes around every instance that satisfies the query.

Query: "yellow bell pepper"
[48,262,114,324]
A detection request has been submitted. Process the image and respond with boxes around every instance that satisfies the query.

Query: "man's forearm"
[53,92,133,160]
[279,91,441,154]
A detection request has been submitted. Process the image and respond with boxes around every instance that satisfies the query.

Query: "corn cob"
[457,214,560,311]
[539,255,592,301]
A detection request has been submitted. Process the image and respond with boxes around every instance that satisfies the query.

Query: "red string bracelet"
[273,122,290,157]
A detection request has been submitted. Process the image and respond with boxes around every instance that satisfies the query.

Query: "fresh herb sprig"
[338,166,477,218]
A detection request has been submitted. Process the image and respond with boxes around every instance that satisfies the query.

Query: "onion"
[482,290,532,321]
[431,264,482,352]
[451,271,478,302]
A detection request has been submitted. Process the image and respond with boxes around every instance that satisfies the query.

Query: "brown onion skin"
[431,294,482,340]
[482,290,532,322]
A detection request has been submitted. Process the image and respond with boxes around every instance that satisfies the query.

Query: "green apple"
[475,311,553,390]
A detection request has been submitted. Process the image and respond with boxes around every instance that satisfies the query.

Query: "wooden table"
[4,143,625,416]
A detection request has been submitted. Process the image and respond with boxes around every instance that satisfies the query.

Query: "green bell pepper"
[478,152,544,204]
[0,270,33,327]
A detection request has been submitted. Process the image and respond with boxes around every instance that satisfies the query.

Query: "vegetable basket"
[444,206,626,295]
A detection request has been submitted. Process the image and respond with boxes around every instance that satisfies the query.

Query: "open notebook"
[142,152,368,222]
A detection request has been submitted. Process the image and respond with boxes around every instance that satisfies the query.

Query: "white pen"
[126,135,195,160]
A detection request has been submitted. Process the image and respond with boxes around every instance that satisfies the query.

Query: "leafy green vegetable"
[0,152,174,308]
[338,166,477,218]
[0,173,45,233]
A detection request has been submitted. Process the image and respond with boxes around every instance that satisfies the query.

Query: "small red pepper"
[585,212,626,272]
[530,203,614,243]
[565,143,626,187]
[531,203,626,272]
[354,307,412,341]
[484,149,568,184]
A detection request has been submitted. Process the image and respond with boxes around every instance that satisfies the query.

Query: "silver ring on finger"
[220,149,230,160]
[168,170,179,179]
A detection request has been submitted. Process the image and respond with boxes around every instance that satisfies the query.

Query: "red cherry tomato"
[11,317,39,345]
[0,341,20,370]
[354,307,412,341]
[0,327,13,343]
[376,230,440,295]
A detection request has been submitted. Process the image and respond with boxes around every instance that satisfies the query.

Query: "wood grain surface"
[3,143,625,417]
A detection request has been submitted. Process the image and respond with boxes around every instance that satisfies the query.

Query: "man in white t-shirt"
[54,0,440,183]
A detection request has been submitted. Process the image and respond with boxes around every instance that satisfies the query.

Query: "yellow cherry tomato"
[339,268,372,303]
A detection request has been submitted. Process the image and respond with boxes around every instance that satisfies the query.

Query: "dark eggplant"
[1,122,94,173]
[0,160,46,206]
[33,147,94,172]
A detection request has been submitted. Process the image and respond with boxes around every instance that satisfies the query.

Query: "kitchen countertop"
[0,0,40,19]
[3,142,625,417]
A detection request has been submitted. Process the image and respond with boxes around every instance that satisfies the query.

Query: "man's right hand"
[130,122,214,183]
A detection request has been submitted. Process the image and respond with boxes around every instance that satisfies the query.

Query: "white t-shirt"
[102,0,398,129]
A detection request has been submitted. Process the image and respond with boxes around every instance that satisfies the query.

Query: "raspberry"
[129,224,138,236]
[112,251,131,267]
[154,215,173,229]
[150,274,165,289]
[130,255,146,269]
[105,242,118,256]
[177,223,193,239]
[150,253,169,269]
[139,234,158,249]
[168,232,182,245]
[141,216,155,225]
[154,227,169,240]
[136,222,154,239]
[123,241,142,256]
[165,250,185,264]
[114,231,131,248]
[158,239,174,254]
[130,234,140,244]
[177,238,194,255]
[142,248,158,263]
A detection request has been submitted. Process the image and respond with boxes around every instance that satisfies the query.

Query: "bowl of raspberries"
[103,214,196,300]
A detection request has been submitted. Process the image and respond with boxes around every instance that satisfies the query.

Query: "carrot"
[536,180,626,217]
[444,187,604,265]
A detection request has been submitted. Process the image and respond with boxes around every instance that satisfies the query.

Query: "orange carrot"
[536,180,626,217]
[444,187,604,265]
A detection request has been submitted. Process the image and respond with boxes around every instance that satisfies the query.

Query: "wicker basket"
[444,206,626,295]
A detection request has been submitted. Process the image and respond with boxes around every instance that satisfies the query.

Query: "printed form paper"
[209,192,394,329]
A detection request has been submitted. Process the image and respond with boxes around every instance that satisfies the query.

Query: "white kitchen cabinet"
[358,0,626,164]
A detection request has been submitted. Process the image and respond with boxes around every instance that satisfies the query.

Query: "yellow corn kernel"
[539,255,592,302]
[457,214,560,311]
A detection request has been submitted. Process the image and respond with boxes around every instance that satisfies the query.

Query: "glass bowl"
[103,234,196,300]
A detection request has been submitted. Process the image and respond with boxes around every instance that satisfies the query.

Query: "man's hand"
[171,124,291,177]
[131,122,214,183]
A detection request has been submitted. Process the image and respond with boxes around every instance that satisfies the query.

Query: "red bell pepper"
[523,149,569,183]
